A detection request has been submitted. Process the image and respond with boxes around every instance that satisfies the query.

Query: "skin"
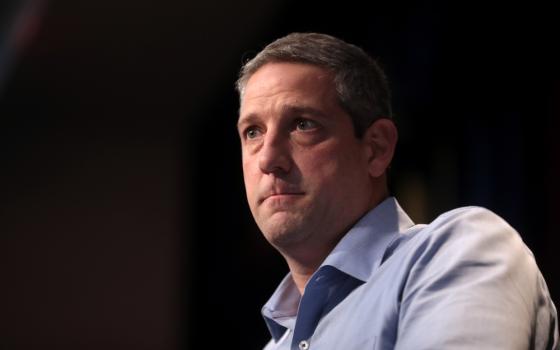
[238,62,397,294]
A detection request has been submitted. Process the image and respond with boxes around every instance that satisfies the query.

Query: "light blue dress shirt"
[262,197,559,350]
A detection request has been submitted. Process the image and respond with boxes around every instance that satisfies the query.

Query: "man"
[236,32,558,349]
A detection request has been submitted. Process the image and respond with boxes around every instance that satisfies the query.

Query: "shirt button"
[299,340,309,350]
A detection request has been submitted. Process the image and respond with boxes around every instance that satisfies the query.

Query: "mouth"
[268,192,304,199]
[260,192,305,204]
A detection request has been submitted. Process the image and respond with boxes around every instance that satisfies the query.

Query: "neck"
[281,189,391,295]
[275,223,344,294]
[287,261,319,295]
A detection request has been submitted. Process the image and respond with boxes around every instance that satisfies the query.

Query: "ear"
[362,118,398,178]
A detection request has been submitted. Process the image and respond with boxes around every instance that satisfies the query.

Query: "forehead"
[239,62,336,116]
[244,62,332,93]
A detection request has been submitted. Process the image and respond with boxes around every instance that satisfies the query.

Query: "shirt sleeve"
[395,207,559,350]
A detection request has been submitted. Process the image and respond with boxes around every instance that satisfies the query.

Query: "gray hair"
[236,32,392,137]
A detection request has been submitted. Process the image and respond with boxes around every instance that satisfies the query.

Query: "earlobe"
[364,118,398,178]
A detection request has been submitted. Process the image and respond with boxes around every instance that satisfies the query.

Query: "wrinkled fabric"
[262,197,559,350]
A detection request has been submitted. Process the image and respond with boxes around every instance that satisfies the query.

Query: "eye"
[295,119,319,131]
[245,126,262,139]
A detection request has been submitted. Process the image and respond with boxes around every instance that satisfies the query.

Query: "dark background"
[1,0,558,349]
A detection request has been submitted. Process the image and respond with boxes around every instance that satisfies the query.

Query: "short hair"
[236,32,392,137]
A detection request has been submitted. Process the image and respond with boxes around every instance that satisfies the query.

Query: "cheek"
[296,147,342,185]
[242,160,259,200]
[298,143,367,189]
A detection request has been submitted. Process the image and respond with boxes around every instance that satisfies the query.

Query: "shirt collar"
[262,273,300,340]
[262,197,414,340]
[322,196,415,282]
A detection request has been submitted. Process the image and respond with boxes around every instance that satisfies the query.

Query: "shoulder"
[381,206,529,270]
[386,205,547,305]
[410,206,530,262]
[399,205,544,304]
[394,207,559,349]
[427,205,519,239]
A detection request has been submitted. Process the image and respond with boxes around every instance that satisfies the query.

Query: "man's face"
[238,62,375,250]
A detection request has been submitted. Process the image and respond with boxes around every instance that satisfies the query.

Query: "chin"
[260,217,309,248]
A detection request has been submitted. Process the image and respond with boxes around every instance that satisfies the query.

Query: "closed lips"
[260,191,304,203]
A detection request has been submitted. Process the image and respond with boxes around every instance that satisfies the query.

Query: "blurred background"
[1,0,558,349]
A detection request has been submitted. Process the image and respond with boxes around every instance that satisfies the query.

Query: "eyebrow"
[237,104,328,129]
[236,113,259,130]
[281,105,328,119]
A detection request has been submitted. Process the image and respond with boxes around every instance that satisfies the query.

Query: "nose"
[258,130,292,175]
